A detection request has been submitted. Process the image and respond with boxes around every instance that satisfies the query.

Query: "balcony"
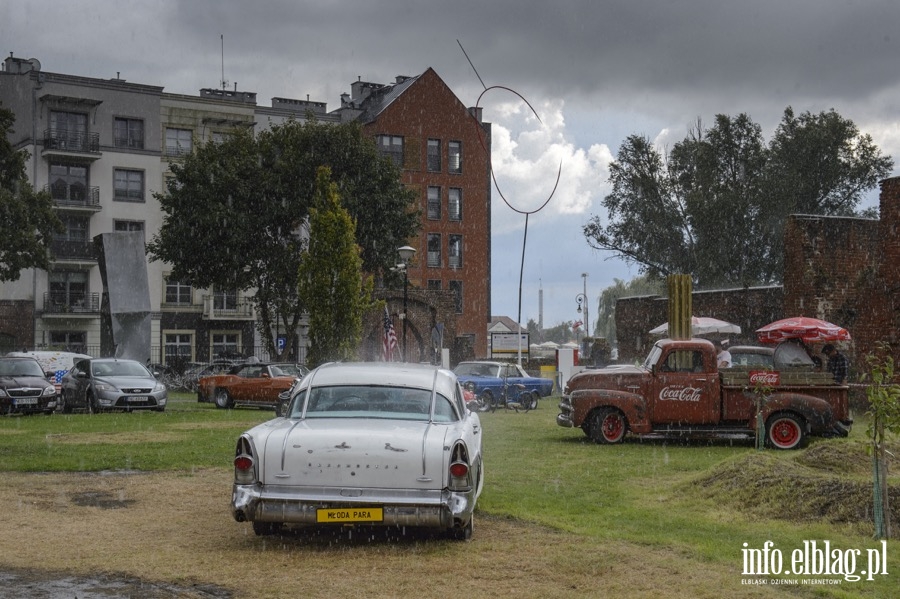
[42,129,101,157]
[50,239,97,262]
[42,292,100,317]
[202,295,254,320]
[45,184,101,211]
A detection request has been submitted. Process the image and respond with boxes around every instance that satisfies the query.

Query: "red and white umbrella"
[756,316,850,344]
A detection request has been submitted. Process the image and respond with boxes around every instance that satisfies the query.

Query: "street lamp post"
[575,293,587,341]
[579,273,590,337]
[397,245,416,361]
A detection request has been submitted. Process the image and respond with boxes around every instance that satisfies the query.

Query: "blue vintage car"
[453,361,554,410]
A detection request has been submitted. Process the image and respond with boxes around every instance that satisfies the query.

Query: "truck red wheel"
[766,413,806,450]
[588,408,626,444]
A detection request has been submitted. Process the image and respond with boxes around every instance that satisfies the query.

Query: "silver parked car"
[232,362,483,539]
[60,358,167,413]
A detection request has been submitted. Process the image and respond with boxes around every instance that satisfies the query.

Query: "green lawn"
[1,393,897,596]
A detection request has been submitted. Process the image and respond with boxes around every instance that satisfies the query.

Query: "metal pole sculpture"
[459,40,562,365]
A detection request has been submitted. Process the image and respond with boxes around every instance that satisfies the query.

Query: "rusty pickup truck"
[557,338,851,449]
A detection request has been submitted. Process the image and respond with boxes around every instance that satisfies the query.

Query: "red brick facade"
[361,69,491,358]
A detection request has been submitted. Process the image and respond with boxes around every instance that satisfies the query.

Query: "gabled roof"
[355,73,422,124]
[489,316,522,332]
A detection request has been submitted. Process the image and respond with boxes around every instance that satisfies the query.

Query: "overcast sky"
[4,0,899,332]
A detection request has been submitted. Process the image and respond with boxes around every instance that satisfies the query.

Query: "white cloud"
[489,98,614,241]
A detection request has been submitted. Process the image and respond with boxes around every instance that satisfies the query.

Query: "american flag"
[383,306,398,361]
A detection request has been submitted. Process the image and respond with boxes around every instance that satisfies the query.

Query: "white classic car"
[232,362,484,540]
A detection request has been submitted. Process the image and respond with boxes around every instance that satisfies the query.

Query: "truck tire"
[766,413,806,450]
[587,408,627,444]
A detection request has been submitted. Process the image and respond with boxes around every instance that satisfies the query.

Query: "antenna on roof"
[220,34,229,91]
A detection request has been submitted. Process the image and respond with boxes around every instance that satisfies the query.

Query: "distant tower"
[539,280,544,331]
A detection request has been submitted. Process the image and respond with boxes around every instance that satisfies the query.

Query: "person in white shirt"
[717,339,732,368]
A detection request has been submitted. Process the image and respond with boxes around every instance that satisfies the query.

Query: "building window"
[49,162,88,203]
[427,279,442,291]
[214,289,238,311]
[114,169,144,202]
[49,110,88,151]
[211,333,240,359]
[449,188,462,221]
[164,333,193,364]
[49,331,87,354]
[376,134,403,167]
[165,127,193,156]
[211,131,227,144]
[427,138,441,172]
[114,220,144,233]
[114,117,144,149]
[53,215,88,242]
[449,280,463,313]
[165,279,192,305]
[427,234,441,268]
[49,271,88,311]
[449,235,463,269]
[449,140,462,174]
[427,186,441,220]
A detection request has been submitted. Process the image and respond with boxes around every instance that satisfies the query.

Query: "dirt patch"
[44,431,186,445]
[0,469,799,599]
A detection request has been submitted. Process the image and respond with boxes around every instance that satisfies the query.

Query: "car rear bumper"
[232,484,476,529]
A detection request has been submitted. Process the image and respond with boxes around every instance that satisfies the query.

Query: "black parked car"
[0,356,58,415]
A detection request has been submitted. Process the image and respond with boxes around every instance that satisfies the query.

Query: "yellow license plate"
[316,507,384,523]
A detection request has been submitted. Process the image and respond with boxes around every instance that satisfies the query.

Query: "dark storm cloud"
[8,0,900,121]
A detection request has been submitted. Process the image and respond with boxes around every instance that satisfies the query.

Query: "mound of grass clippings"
[692,441,900,527]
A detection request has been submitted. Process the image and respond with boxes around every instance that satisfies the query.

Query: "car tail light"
[234,456,253,471]
[449,462,468,478]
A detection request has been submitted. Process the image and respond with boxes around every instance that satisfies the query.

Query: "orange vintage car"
[198,362,307,409]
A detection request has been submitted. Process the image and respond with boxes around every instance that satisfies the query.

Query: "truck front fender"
[569,389,651,433]
[761,393,834,434]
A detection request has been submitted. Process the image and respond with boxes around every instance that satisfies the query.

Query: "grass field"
[0,392,898,598]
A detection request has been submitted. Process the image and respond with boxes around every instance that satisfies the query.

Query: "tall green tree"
[298,168,376,367]
[148,119,418,358]
[584,107,892,287]
[0,106,62,281]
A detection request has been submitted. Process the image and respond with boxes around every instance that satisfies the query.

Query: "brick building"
[339,69,492,359]
[616,176,900,376]
[0,56,491,364]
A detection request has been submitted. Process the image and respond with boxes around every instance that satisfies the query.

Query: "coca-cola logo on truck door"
[659,386,702,402]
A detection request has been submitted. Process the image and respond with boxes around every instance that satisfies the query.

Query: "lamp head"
[397,245,416,264]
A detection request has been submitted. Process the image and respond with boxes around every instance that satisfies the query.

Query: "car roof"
[86,358,144,364]
[728,346,774,355]
[304,362,457,395]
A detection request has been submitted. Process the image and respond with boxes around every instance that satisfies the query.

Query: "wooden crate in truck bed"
[720,367,836,387]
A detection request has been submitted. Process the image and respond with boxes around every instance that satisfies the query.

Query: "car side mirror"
[261,373,270,379]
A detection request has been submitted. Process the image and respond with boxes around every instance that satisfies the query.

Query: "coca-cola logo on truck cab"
[659,386,702,402]
[749,370,780,386]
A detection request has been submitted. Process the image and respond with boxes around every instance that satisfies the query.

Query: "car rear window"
[300,385,457,422]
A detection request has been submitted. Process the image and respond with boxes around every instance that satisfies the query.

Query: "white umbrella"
[649,316,741,336]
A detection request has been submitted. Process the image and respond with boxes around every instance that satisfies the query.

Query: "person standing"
[717,339,732,368]
[822,344,849,384]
